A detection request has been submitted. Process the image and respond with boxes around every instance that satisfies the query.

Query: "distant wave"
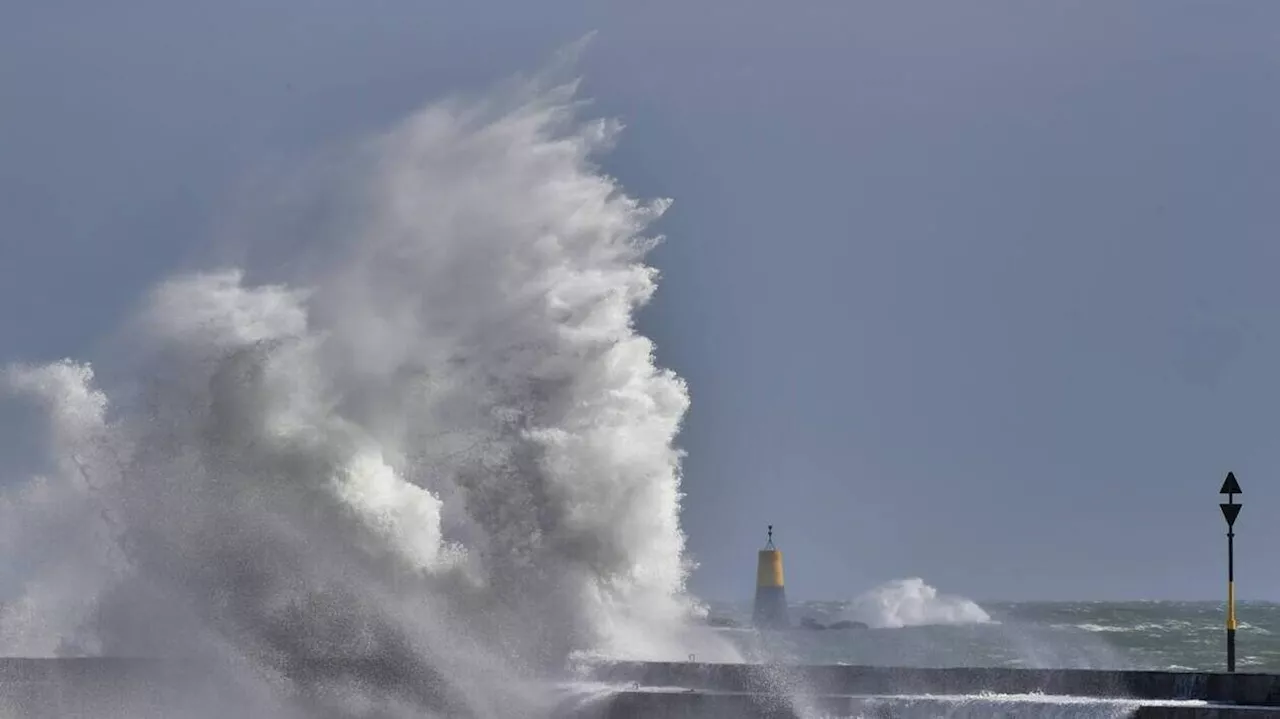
[1058,622,1188,634]
[1056,620,1270,636]
[1064,623,1172,634]
[843,578,991,629]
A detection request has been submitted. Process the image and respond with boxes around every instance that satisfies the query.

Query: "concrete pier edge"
[583,662,1280,706]
[599,691,1280,719]
[4,659,1280,716]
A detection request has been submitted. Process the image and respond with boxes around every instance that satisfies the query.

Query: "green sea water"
[706,600,1280,672]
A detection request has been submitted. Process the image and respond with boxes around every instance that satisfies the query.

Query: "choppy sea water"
[705,600,1280,672]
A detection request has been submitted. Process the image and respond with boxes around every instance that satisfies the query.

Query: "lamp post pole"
[1219,471,1242,673]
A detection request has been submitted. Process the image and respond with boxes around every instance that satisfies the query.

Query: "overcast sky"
[3,1,1279,602]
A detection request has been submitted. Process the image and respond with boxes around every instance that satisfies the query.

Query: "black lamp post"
[1219,471,1242,673]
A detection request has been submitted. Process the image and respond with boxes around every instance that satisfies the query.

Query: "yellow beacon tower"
[752,525,789,629]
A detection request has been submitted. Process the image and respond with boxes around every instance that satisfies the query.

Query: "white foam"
[0,48,738,716]
[843,578,992,629]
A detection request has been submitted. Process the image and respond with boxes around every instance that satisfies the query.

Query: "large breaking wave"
[0,61,737,717]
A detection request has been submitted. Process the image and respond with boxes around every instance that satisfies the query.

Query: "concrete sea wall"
[598,691,1279,719]
[0,658,462,718]
[586,662,1280,706]
[3,659,1280,717]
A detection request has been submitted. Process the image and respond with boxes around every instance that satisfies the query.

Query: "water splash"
[844,578,991,629]
[0,57,738,717]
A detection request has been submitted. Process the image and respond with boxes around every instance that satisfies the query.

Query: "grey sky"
[3,1,1279,602]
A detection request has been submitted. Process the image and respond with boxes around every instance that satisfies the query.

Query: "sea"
[704,599,1280,673]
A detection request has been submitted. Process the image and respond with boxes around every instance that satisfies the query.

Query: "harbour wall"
[586,661,1280,706]
[599,691,1278,719]
[3,659,1280,717]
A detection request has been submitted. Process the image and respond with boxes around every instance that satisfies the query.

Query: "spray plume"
[0,55,738,717]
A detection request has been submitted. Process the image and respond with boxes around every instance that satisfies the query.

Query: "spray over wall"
[0,61,738,717]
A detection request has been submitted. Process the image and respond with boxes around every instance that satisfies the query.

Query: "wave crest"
[845,578,992,629]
